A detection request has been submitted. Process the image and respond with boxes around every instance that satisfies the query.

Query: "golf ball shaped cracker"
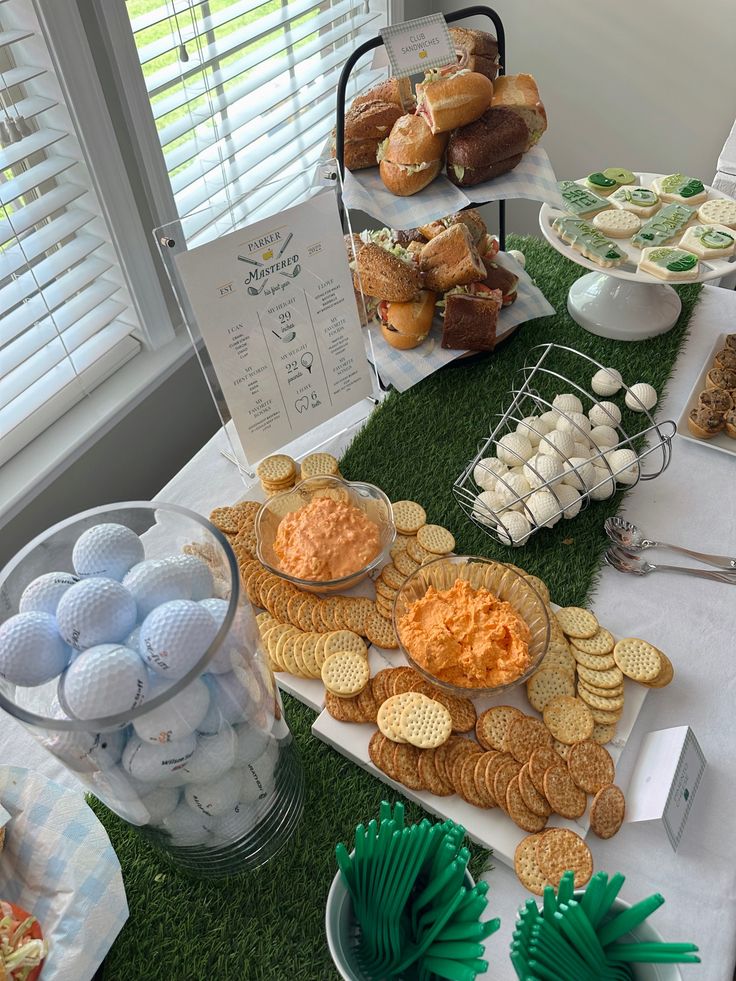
[591,367,623,396]
[625,383,658,412]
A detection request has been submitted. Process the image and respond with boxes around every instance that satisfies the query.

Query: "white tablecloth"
[2,284,735,980]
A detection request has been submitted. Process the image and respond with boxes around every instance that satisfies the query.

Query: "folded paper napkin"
[0,765,128,981]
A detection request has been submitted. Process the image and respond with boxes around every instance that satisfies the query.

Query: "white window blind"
[120,0,387,245]
[0,1,142,468]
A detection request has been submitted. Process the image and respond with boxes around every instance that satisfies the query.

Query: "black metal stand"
[335,6,507,248]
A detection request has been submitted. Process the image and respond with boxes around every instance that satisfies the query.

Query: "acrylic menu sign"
[173,191,373,465]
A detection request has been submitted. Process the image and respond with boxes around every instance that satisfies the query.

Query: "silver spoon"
[604,516,736,570]
[605,545,736,584]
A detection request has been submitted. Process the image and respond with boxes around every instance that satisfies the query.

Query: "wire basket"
[453,343,676,546]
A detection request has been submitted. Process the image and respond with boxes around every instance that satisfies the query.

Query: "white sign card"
[626,725,706,851]
[381,14,455,78]
[174,191,374,465]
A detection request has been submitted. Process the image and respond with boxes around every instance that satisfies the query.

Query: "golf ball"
[44,726,126,773]
[123,559,192,620]
[185,770,241,817]
[55,577,137,650]
[141,786,181,824]
[73,523,144,581]
[60,644,148,719]
[0,612,70,686]
[132,676,210,744]
[198,598,235,674]
[172,555,214,602]
[232,724,271,768]
[140,600,217,680]
[182,728,236,783]
[122,733,197,784]
[211,801,258,844]
[240,743,279,803]
[206,671,252,724]
[19,572,79,615]
[163,801,213,844]
[196,696,227,737]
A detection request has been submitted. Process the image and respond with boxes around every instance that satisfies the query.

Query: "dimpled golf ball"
[473,457,508,491]
[122,733,197,783]
[555,484,582,519]
[556,411,591,438]
[123,559,192,620]
[496,432,533,465]
[496,511,532,547]
[0,612,70,686]
[232,724,271,768]
[19,572,79,615]
[472,491,503,527]
[591,367,623,397]
[141,785,181,824]
[211,801,258,844]
[516,416,550,447]
[589,400,622,428]
[607,448,640,485]
[183,727,236,783]
[196,696,226,737]
[590,425,619,449]
[625,382,658,412]
[45,726,126,773]
[552,392,584,417]
[526,490,561,529]
[240,742,279,803]
[171,555,214,602]
[206,670,251,724]
[55,577,137,651]
[163,801,214,842]
[562,458,596,492]
[132,676,210,744]
[589,467,617,500]
[198,598,236,674]
[185,769,241,817]
[140,600,217,680]
[73,523,144,581]
[61,644,148,719]
[539,429,575,461]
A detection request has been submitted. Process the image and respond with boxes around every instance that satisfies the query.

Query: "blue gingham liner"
[343,145,563,229]
[364,251,555,393]
[0,766,128,981]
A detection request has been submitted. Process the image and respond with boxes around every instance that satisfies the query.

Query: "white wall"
[413,0,736,237]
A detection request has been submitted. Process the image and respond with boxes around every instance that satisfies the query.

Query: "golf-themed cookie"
[558,180,609,217]
[592,209,641,238]
[552,216,626,268]
[631,203,696,249]
[652,173,707,206]
[697,198,736,229]
[638,246,699,281]
[584,172,618,197]
[610,186,661,218]
[679,223,736,259]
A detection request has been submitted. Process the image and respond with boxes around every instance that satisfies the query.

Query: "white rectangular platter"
[675,331,736,457]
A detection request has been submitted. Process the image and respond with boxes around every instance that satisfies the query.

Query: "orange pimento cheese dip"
[273,497,381,580]
[398,579,530,688]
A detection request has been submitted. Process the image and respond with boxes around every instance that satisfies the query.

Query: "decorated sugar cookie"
[603,167,636,187]
[584,172,618,196]
[639,246,699,282]
[679,223,736,259]
[652,173,707,206]
[593,209,641,238]
[697,198,736,229]
[558,180,609,217]
[631,203,697,248]
[610,186,660,218]
[552,216,626,267]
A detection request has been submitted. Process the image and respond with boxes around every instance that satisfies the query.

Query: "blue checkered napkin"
[342,146,563,229]
[365,251,555,393]
[0,766,128,981]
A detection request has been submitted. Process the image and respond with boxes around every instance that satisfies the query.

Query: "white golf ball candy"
[163,801,213,844]
[589,468,617,500]
[496,512,532,547]
[172,555,214,602]
[496,432,533,465]
[539,430,575,461]
[61,644,148,719]
[73,523,144,581]
[524,454,565,489]
[471,491,502,527]
[625,382,658,412]
[562,458,596,492]
[527,491,560,528]
[240,743,278,803]
[211,801,258,844]
[140,600,217,680]
[185,770,241,817]
[183,727,236,783]
[494,473,530,509]
[607,448,640,485]
[232,725,272,768]
[0,612,70,687]
[473,457,507,491]
[45,726,126,773]
[132,676,210,744]
[556,411,591,438]
[554,484,582,519]
[141,786,181,824]
[123,559,192,620]
[122,733,197,783]
[590,425,618,449]
[573,442,591,459]
[508,249,525,268]
[552,393,583,417]
[207,670,252,724]
[589,401,622,428]
[516,416,549,447]
[591,367,623,396]
[19,573,79,615]
[539,410,559,431]
[55,577,137,651]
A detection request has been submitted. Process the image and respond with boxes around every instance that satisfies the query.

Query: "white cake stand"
[539,172,736,341]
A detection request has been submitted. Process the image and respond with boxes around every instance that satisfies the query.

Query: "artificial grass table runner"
[94,236,701,981]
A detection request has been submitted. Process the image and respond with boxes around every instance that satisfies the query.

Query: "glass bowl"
[392,555,550,698]
[255,476,395,594]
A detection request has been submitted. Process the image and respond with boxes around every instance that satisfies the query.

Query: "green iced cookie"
[603,168,636,186]
[632,203,697,248]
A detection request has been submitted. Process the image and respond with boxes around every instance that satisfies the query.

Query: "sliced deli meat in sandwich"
[419,223,486,292]
[482,255,519,306]
[342,101,404,170]
[352,77,415,111]
[491,73,547,149]
[416,70,494,135]
[378,290,436,350]
[419,208,487,244]
[448,27,500,81]
[446,106,529,187]
[378,114,448,196]
[352,243,421,302]
[440,285,503,351]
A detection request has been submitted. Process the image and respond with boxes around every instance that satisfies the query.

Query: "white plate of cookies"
[539,171,736,285]
[676,331,736,456]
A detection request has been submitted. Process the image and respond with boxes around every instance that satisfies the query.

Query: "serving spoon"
[604,516,736,570]
[605,545,736,584]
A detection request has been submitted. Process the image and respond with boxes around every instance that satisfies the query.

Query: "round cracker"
[555,607,599,639]
[458,753,491,808]
[568,739,615,794]
[526,668,576,713]
[321,650,369,696]
[577,663,624,690]
[529,745,566,797]
[371,668,393,707]
[613,637,662,683]
[393,550,420,577]
[592,722,618,745]
[299,452,339,478]
[571,628,615,656]
[376,691,424,742]
[392,742,424,791]
[473,752,499,807]
[514,833,549,896]
[543,695,594,745]
[571,647,616,671]
[416,524,455,554]
[506,775,548,832]
[506,716,554,763]
[519,762,552,818]
[365,610,399,649]
[256,454,296,482]
[476,705,524,751]
[493,758,522,813]
[577,684,624,713]
[428,689,477,733]
[399,697,452,748]
[590,784,626,839]
[418,748,454,796]
[644,650,674,688]
[535,828,593,889]
[391,500,427,534]
[381,563,406,590]
[323,629,367,659]
[368,730,387,769]
[589,705,623,725]
[578,678,624,699]
[543,765,587,819]
[407,538,433,564]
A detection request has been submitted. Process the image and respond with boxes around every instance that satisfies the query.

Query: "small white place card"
[626,726,706,851]
[381,14,455,79]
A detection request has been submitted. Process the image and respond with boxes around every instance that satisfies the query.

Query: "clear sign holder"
[153,159,382,485]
